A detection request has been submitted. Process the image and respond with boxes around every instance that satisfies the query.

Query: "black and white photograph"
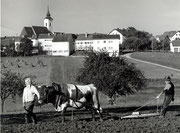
[1,0,180,132]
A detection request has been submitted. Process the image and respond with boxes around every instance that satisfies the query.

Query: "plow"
[121,97,160,119]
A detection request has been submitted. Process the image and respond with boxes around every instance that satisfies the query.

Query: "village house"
[169,31,180,41]
[75,34,120,57]
[50,34,75,56]
[170,40,180,52]
[156,31,180,53]
[109,28,126,45]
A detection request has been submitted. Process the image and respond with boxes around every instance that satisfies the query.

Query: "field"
[1,53,180,132]
[131,52,180,69]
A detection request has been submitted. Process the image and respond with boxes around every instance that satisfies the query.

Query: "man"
[156,76,175,117]
[22,77,41,124]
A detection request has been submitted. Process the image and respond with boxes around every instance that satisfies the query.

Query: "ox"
[39,82,103,122]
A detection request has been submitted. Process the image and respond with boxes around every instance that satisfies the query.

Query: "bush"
[76,52,146,98]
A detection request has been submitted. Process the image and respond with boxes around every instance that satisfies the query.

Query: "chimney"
[85,33,88,38]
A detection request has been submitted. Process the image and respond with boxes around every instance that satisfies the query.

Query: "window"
[104,41,106,43]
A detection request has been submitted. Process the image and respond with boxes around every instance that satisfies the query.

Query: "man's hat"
[165,76,171,81]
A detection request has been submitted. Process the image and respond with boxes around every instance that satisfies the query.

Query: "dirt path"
[122,53,180,79]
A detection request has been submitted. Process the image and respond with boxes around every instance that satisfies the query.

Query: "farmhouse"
[109,28,125,44]
[169,31,180,41]
[49,34,75,56]
[75,34,120,56]
[170,40,180,53]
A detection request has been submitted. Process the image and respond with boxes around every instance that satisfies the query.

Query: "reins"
[134,97,160,113]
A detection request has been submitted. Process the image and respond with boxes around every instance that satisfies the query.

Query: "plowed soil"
[1,109,180,133]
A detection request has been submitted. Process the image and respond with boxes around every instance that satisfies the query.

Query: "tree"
[20,37,33,56]
[4,40,16,56]
[119,27,152,51]
[122,37,137,51]
[37,42,44,55]
[76,52,146,100]
[0,70,24,112]
[162,36,170,51]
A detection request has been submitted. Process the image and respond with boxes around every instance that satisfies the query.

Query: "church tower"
[44,6,53,32]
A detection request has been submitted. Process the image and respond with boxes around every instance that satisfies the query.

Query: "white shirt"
[22,85,40,103]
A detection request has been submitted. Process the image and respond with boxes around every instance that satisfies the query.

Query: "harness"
[55,84,85,109]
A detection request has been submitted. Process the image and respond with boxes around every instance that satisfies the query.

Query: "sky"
[1,0,180,37]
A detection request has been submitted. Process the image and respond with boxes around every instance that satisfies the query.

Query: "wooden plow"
[121,97,160,119]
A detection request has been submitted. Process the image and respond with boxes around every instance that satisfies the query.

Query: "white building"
[169,31,180,41]
[109,28,125,44]
[170,40,180,53]
[38,34,54,52]
[50,34,75,56]
[75,34,120,56]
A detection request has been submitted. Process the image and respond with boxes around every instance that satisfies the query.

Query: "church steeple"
[44,6,53,32]
[45,6,53,20]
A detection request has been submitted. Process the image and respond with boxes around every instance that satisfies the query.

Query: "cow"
[38,82,103,122]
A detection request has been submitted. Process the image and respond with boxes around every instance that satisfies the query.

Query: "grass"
[1,54,180,114]
[50,56,85,84]
[125,53,180,80]
[131,52,180,69]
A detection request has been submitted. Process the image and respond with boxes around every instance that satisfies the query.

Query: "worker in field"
[156,76,175,117]
[22,77,41,124]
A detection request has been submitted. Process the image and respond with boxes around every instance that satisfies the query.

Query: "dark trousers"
[161,95,173,117]
[24,101,37,124]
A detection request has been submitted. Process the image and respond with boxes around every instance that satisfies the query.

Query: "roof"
[159,31,178,41]
[163,31,177,37]
[172,40,180,47]
[32,26,52,36]
[20,26,52,38]
[20,27,34,37]
[76,34,120,41]
[52,34,74,42]
[109,28,123,34]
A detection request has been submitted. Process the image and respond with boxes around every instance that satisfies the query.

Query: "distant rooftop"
[76,34,120,40]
